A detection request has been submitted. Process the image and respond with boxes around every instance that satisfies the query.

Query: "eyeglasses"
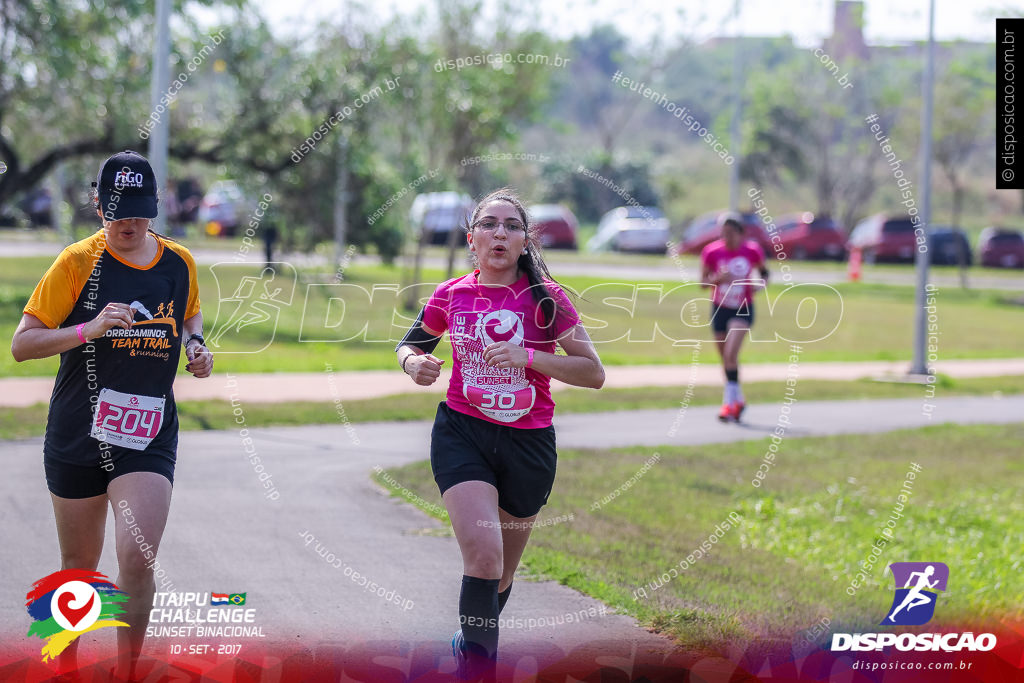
[473,218,526,233]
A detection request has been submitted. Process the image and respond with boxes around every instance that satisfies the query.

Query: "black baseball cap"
[94,150,158,220]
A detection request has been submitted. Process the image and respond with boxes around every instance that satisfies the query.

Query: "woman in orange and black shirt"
[11,150,212,678]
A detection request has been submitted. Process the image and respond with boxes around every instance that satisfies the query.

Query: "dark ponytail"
[517,248,562,340]
[469,188,570,340]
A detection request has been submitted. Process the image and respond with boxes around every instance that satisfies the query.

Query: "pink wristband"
[526,347,534,368]
[75,323,88,344]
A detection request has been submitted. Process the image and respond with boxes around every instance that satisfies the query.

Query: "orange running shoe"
[732,401,746,421]
[718,404,733,422]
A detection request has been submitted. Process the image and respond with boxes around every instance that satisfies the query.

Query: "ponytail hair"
[468,188,571,340]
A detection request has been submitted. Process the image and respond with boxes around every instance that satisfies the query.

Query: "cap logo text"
[113,170,144,189]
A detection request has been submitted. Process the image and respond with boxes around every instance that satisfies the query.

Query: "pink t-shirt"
[701,239,766,309]
[422,270,580,429]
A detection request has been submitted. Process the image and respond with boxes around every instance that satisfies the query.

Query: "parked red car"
[775,212,847,260]
[678,210,772,255]
[978,227,1024,268]
[846,213,920,263]
[529,204,578,250]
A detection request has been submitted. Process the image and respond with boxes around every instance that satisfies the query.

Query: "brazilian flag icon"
[228,593,246,605]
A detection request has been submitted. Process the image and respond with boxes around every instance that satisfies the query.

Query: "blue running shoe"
[451,630,468,679]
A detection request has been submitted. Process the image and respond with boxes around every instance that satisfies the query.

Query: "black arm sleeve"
[395,307,443,354]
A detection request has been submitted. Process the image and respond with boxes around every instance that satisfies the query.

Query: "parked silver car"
[198,180,249,236]
[409,192,474,245]
[588,206,669,253]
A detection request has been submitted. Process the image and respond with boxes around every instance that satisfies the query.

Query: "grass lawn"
[2,254,1023,378]
[3,374,1023,441]
[377,422,1024,651]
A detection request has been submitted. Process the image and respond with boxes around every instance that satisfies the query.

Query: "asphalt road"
[2,394,1022,678]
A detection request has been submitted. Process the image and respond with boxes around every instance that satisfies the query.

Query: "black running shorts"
[44,449,176,499]
[711,303,755,334]
[430,402,557,519]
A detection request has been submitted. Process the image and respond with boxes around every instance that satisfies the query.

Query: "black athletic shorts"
[430,402,557,519]
[711,303,755,334]
[44,449,176,499]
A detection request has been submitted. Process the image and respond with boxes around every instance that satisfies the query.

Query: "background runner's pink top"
[422,269,580,429]
[701,239,766,309]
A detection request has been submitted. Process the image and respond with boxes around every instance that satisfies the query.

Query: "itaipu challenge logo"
[25,570,129,662]
[882,562,949,626]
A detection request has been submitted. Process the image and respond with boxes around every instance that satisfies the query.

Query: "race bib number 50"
[464,385,535,423]
[90,388,165,450]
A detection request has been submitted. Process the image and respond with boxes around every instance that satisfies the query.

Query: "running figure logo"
[129,299,178,337]
[882,562,949,626]
[207,263,297,353]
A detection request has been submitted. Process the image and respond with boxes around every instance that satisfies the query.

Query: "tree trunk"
[817,141,833,218]
[444,141,475,279]
[445,209,462,279]
[404,226,430,311]
[951,177,962,230]
[952,183,968,289]
[333,135,349,274]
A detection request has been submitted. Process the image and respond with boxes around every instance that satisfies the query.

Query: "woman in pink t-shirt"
[700,212,768,422]
[396,188,604,677]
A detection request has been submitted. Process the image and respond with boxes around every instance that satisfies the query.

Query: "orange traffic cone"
[848,246,862,282]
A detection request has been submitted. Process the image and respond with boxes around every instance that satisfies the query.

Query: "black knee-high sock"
[459,575,500,659]
[497,582,512,614]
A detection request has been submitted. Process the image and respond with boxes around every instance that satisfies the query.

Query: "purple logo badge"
[882,562,948,626]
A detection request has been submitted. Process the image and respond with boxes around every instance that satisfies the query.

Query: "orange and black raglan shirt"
[24,230,200,465]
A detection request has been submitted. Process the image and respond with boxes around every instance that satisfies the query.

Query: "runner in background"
[395,188,604,679]
[700,212,768,422]
[11,150,212,680]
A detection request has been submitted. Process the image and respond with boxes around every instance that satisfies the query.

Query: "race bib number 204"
[90,388,165,450]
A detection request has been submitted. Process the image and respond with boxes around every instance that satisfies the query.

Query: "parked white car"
[588,206,669,253]
[198,180,249,236]
[409,192,474,245]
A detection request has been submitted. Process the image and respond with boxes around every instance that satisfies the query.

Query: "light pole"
[910,0,936,377]
[148,0,171,234]
[728,0,743,212]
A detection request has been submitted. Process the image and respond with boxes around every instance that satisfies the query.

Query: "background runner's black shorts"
[430,402,557,519]
[711,303,755,334]
[44,448,176,499]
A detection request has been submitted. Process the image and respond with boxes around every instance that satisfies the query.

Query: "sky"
[240,0,1020,47]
